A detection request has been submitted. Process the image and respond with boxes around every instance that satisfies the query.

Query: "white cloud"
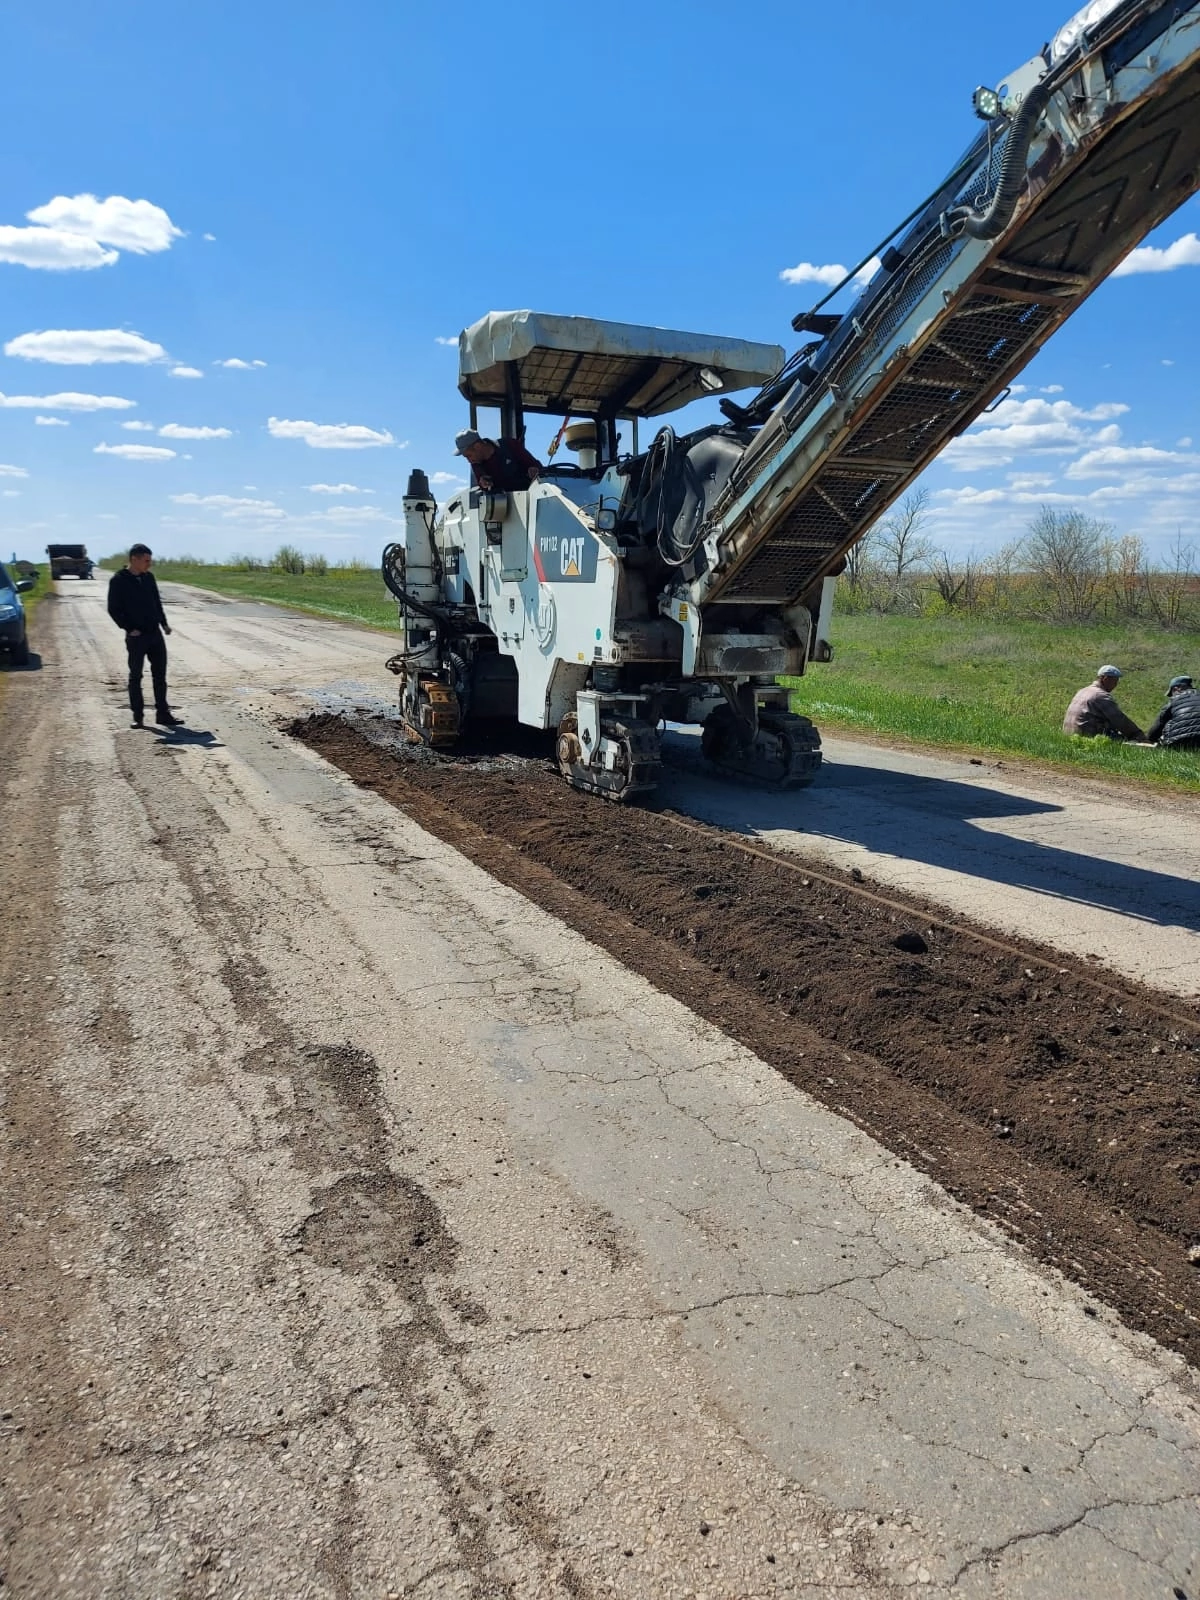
[306,482,370,494]
[1064,444,1197,478]
[1113,231,1200,276]
[0,463,28,478]
[5,328,167,365]
[216,357,266,369]
[0,196,182,273]
[203,232,217,242]
[318,504,400,524]
[975,397,1128,428]
[158,423,232,439]
[94,442,176,461]
[169,365,204,379]
[430,471,465,486]
[35,415,69,426]
[779,256,881,290]
[121,420,156,431]
[932,486,1012,507]
[26,194,182,254]
[0,228,117,270]
[169,492,285,518]
[267,416,396,450]
[942,396,1129,471]
[2,489,20,497]
[943,421,1084,470]
[434,335,458,346]
[1040,384,1064,394]
[1178,436,1193,448]
[0,389,136,411]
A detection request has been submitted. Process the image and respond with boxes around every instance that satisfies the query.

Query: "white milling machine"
[385,0,1200,799]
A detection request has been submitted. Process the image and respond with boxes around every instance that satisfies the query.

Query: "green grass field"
[127,560,399,631]
[786,613,1200,792]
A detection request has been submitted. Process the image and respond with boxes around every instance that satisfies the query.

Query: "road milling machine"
[385,0,1200,799]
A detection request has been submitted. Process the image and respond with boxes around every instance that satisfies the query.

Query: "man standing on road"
[1146,675,1200,751]
[1062,665,1144,741]
[106,544,183,729]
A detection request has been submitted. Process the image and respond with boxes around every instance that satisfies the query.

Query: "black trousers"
[126,629,169,720]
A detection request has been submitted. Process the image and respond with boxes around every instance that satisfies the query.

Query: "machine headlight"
[972,85,1003,120]
[0,603,18,620]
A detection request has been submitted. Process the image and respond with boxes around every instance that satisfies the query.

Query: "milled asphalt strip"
[659,729,1200,999]
[7,576,1197,1600]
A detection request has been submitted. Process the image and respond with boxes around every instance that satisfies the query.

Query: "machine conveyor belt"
[705,35,1200,607]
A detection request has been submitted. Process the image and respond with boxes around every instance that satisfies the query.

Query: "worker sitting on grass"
[455,428,542,493]
[1062,665,1144,742]
[1146,675,1200,751]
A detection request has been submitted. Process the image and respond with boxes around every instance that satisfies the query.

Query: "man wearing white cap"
[1062,665,1144,740]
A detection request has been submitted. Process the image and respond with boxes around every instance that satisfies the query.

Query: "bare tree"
[933,548,981,612]
[1142,532,1197,629]
[1098,532,1145,620]
[842,525,877,594]
[1021,506,1108,621]
[876,490,935,605]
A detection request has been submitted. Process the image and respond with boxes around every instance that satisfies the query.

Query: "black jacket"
[107,568,168,633]
[1146,688,1200,748]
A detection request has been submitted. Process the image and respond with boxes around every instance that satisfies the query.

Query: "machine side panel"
[466,488,618,728]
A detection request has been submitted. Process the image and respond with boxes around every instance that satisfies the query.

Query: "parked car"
[47,543,94,580]
[0,561,32,665]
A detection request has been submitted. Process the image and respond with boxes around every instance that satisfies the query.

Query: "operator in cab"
[455,428,542,493]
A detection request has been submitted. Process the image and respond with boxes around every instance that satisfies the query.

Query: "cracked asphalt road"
[1,577,1198,1599]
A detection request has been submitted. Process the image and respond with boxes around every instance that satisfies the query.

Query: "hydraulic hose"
[380,541,446,624]
[942,71,1059,240]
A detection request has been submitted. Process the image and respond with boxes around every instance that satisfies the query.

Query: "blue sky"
[1,0,1197,566]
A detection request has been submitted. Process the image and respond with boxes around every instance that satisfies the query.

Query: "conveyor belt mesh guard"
[722,295,1052,603]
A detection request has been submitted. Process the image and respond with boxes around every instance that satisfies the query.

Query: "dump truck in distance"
[47,544,95,581]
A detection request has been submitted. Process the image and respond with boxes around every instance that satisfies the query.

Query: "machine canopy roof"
[457,311,785,419]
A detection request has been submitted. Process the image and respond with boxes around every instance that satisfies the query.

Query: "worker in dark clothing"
[1146,675,1200,750]
[455,427,542,492]
[106,544,183,729]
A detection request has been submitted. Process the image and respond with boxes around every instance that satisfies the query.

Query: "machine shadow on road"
[661,736,1200,934]
[0,652,43,672]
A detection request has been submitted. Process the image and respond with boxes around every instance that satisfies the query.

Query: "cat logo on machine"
[535,530,598,584]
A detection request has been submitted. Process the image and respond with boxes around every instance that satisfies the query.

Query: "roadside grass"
[19,566,52,629]
[785,613,1200,793]
[119,560,398,632]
